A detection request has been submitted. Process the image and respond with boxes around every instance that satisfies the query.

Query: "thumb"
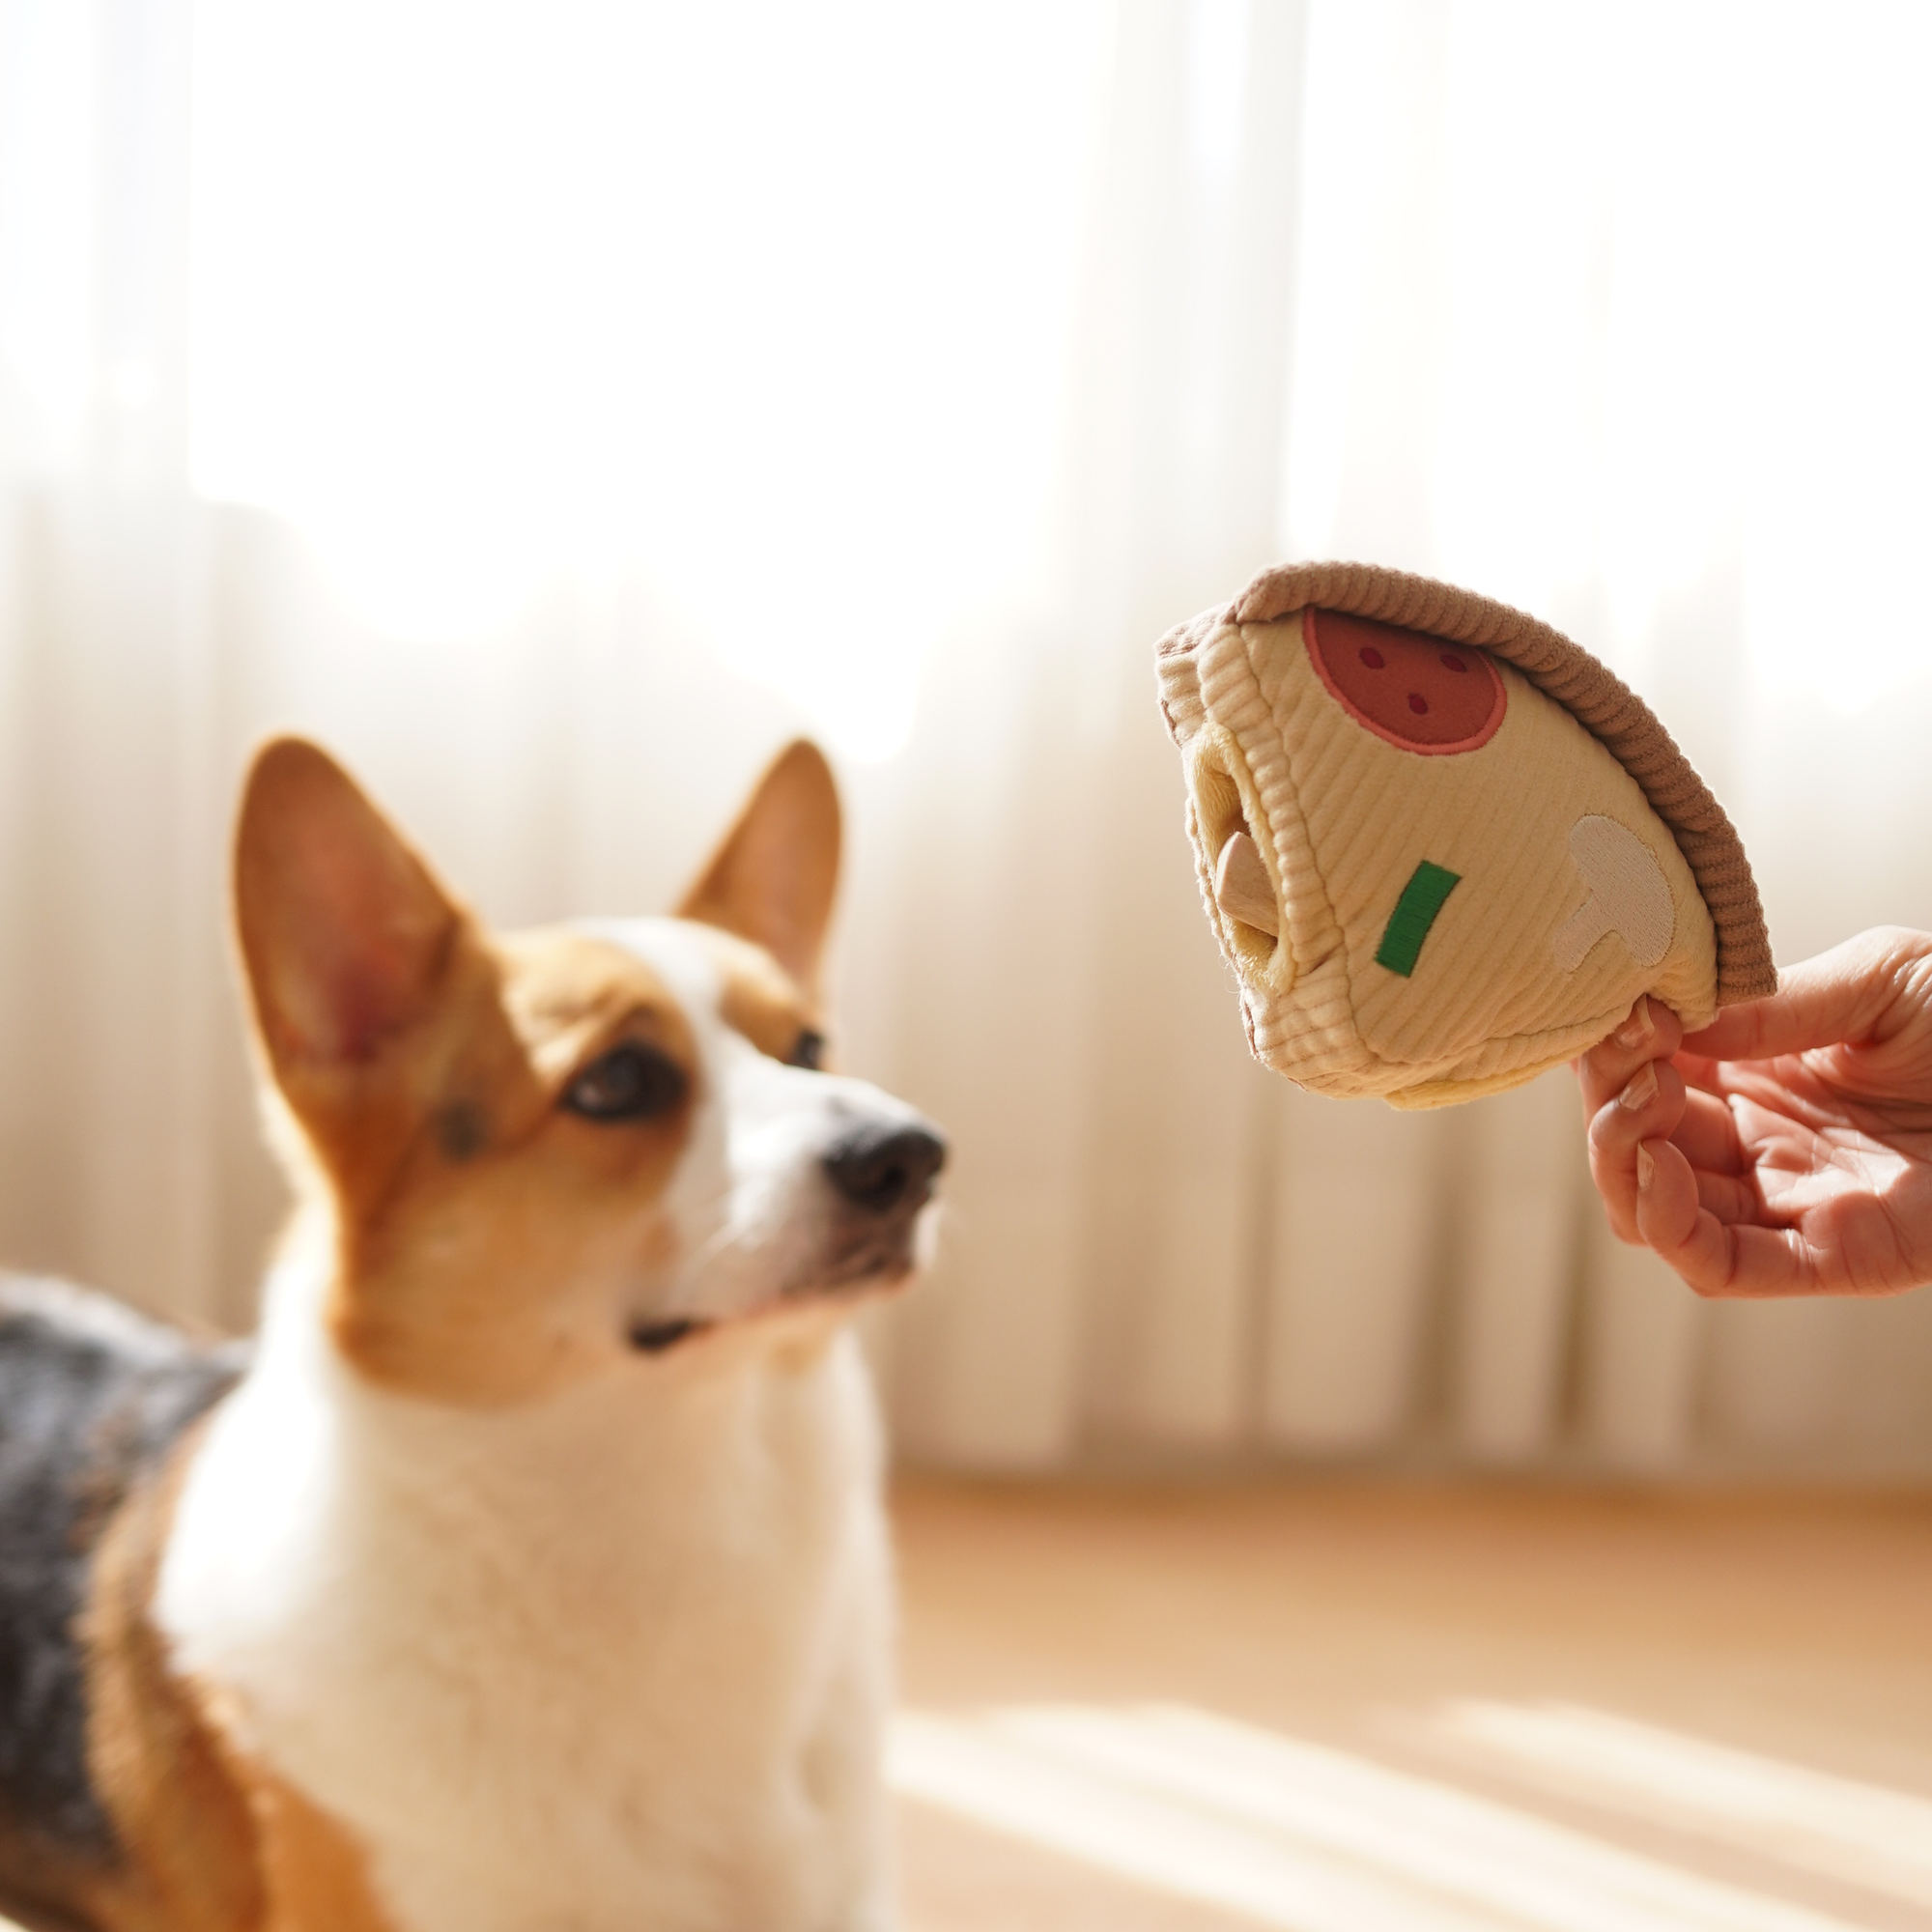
[1683,926,1932,1062]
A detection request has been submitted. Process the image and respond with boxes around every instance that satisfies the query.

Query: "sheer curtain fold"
[4,0,1931,1479]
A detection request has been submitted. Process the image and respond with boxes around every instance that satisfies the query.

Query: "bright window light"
[0,0,97,465]
[188,0,1102,759]
[1281,1,1932,715]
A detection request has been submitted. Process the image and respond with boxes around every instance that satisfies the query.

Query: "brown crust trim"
[1157,560,1776,1004]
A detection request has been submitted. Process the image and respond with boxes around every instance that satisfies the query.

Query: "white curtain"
[4,0,1931,1478]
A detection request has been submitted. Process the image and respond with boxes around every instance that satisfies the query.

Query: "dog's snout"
[822,1121,947,1215]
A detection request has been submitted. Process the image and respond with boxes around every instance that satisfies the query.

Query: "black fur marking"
[0,1277,244,1866]
[627,1317,708,1353]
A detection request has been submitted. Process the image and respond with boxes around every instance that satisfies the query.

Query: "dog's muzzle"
[809,1116,947,1293]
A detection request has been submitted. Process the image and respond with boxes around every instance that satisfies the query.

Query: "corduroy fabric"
[1170,616,1718,1105]
[1158,561,1776,1005]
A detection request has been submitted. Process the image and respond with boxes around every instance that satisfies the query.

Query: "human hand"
[1575,927,1932,1296]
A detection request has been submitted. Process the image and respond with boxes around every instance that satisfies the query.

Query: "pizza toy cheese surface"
[1155,561,1775,1108]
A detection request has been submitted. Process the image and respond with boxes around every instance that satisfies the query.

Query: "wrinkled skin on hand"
[1575,926,1932,1297]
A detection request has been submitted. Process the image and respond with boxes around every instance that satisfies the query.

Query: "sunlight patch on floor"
[1435,1701,1932,1911]
[890,1705,1883,1932]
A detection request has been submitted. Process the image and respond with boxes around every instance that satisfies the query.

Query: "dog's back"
[0,1278,242,1926]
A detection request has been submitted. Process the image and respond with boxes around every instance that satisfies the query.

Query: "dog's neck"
[154,1211,893,1932]
[216,1204,874,1577]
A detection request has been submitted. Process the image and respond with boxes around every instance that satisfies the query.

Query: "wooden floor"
[890,1477,1932,1932]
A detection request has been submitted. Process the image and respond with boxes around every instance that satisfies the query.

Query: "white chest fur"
[156,1261,894,1932]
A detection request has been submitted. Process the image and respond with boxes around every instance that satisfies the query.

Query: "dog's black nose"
[823,1121,947,1214]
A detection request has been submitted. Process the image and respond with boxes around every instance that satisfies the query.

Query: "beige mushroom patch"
[1552,815,1675,973]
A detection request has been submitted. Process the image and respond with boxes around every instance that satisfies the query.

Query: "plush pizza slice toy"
[1155,560,1775,1108]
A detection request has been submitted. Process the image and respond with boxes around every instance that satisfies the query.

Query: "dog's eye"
[562,1044,688,1122]
[787,1029,826,1071]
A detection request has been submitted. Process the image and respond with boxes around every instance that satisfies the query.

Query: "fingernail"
[1636,1143,1656,1191]
[1618,1062,1659,1111]
[1615,996,1653,1050]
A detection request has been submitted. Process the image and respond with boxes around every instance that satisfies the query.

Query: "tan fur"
[82,1427,263,1932]
[678,741,840,993]
[700,926,826,1065]
[0,1824,128,1932]
[82,1427,392,1932]
[232,740,841,1408]
[320,928,702,1406]
[62,730,877,1924]
[242,1770,394,1932]
[65,735,875,1932]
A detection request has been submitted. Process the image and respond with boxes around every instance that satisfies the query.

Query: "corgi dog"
[0,737,944,1932]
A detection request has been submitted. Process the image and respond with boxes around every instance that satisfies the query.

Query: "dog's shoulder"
[0,1275,245,1882]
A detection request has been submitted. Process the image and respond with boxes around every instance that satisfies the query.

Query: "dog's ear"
[678,741,840,992]
[235,738,464,1071]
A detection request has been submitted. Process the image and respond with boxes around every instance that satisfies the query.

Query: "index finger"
[1576,996,1685,1116]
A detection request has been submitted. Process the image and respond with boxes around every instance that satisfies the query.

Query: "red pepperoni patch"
[1303,608,1506,754]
